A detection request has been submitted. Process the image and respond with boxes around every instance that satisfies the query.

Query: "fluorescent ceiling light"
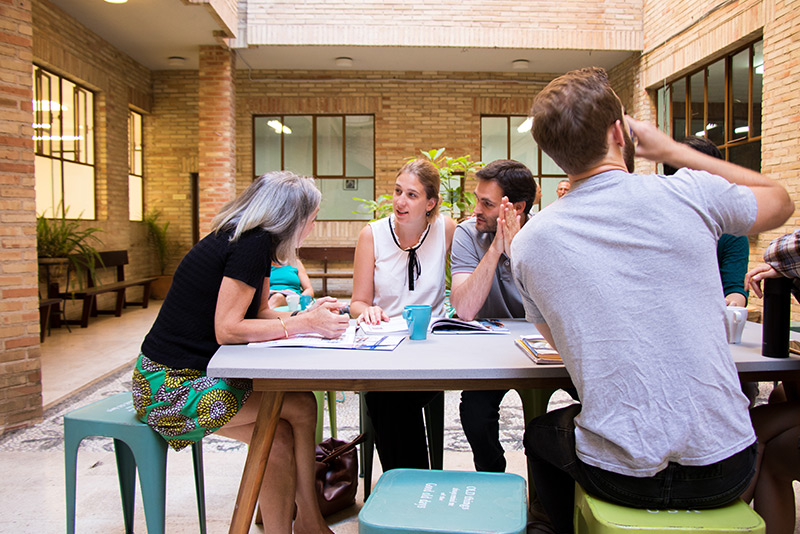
[517,117,533,133]
[734,126,750,134]
[267,120,292,134]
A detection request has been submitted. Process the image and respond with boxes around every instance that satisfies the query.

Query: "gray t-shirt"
[511,169,757,477]
[450,218,525,319]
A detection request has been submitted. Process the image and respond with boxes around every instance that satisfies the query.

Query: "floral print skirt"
[131,353,252,451]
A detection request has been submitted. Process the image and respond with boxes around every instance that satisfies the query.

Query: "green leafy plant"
[144,210,174,275]
[352,193,393,221]
[418,148,482,221]
[36,207,103,288]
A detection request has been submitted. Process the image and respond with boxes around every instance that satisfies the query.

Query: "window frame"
[252,114,376,221]
[128,109,144,222]
[33,64,96,220]
[480,115,567,211]
[657,39,763,171]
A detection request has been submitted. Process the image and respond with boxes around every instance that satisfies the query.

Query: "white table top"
[207,319,800,390]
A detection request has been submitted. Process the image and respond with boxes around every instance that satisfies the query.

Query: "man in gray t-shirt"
[512,67,793,534]
[450,159,537,473]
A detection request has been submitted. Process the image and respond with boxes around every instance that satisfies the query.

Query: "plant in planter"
[36,208,104,291]
[144,210,176,299]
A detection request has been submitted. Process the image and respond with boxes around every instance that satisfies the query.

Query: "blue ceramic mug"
[403,304,432,340]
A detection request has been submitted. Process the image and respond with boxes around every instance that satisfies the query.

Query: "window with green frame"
[253,115,375,221]
[128,110,143,221]
[656,39,763,172]
[33,65,95,219]
[481,116,567,209]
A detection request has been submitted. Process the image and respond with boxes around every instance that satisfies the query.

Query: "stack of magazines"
[515,335,562,365]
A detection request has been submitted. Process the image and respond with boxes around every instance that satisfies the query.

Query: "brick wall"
[0,0,42,433]
[242,0,642,51]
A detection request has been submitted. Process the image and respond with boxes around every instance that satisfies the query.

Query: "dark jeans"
[459,389,510,472]
[524,404,757,534]
[364,390,440,471]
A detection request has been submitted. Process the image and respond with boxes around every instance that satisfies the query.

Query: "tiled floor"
[2,300,537,533]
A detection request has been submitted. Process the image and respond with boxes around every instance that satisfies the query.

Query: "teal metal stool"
[359,468,527,534]
[574,484,765,534]
[64,393,206,534]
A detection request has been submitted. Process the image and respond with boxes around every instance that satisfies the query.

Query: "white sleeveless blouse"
[370,215,446,317]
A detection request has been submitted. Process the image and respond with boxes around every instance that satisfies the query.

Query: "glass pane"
[61,78,76,162]
[35,155,61,218]
[510,116,538,173]
[539,177,566,208]
[316,116,343,176]
[317,178,373,220]
[706,60,725,145]
[752,40,763,137]
[481,117,507,163]
[284,116,313,176]
[728,141,760,172]
[63,161,94,219]
[131,111,143,176]
[689,70,705,137]
[541,150,566,175]
[254,116,283,175]
[672,78,686,141]
[656,86,669,135]
[84,89,94,165]
[345,115,374,177]
[129,175,142,221]
[731,48,750,141]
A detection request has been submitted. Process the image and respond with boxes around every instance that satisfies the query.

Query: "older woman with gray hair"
[132,171,346,533]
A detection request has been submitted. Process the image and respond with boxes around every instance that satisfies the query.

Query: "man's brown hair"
[530,67,624,176]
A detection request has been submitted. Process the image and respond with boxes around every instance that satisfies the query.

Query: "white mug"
[286,293,300,312]
[724,306,748,344]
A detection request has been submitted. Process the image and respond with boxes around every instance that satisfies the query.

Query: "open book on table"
[515,334,562,365]
[358,316,510,336]
[248,325,405,351]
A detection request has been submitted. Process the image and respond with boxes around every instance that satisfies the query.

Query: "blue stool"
[64,393,206,534]
[574,484,765,534]
[359,468,527,534]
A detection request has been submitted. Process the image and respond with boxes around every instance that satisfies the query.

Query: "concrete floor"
[2,301,537,533]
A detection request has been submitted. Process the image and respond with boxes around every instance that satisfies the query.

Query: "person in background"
[742,229,800,534]
[664,136,749,307]
[512,67,793,534]
[449,159,537,473]
[350,159,456,471]
[268,259,315,309]
[556,179,571,198]
[131,171,348,534]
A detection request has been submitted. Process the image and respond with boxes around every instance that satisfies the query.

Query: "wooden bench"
[298,247,355,296]
[59,250,157,328]
[39,297,61,341]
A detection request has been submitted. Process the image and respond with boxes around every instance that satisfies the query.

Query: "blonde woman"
[350,159,456,470]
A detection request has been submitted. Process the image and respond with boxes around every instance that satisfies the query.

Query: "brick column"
[0,0,43,434]
[198,45,237,236]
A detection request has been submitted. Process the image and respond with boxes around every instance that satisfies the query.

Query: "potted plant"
[144,210,176,299]
[36,208,104,293]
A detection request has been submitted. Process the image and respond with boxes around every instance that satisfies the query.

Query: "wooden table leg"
[229,390,285,534]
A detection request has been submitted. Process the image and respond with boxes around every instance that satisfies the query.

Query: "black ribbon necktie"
[389,219,431,291]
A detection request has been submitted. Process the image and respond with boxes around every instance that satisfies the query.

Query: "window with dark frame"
[128,110,144,221]
[33,65,95,219]
[656,39,763,172]
[253,114,375,221]
[481,115,567,209]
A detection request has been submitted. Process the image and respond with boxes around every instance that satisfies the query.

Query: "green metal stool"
[314,390,338,443]
[64,393,206,534]
[574,484,765,534]
[359,468,527,534]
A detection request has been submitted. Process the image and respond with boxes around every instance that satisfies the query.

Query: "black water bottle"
[762,277,793,358]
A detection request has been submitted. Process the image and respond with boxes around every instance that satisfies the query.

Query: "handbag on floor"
[315,433,366,516]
